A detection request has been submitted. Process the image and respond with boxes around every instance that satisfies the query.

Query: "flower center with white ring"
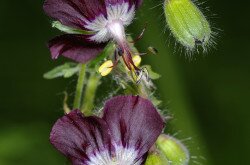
[85,3,135,43]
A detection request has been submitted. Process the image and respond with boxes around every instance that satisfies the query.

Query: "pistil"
[107,21,139,70]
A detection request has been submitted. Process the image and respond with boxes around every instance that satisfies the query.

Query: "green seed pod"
[164,0,212,51]
[145,149,170,165]
[156,135,189,165]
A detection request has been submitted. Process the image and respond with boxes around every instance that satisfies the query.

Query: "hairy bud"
[164,0,212,51]
[145,149,169,165]
[156,135,189,165]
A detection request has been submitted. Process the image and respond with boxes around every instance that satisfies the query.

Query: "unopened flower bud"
[145,149,169,165]
[156,134,189,165]
[164,0,212,51]
[98,60,113,76]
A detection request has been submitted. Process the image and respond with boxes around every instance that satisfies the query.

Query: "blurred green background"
[0,0,249,164]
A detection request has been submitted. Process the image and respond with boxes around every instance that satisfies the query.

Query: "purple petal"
[102,95,164,159]
[105,0,143,8]
[43,0,107,29]
[50,110,112,163]
[48,34,106,63]
[135,0,143,8]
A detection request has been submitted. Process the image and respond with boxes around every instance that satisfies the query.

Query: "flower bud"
[164,0,212,51]
[156,134,189,165]
[98,60,113,76]
[145,150,169,165]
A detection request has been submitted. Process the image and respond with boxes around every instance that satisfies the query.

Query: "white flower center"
[85,2,135,43]
[86,145,142,165]
[107,21,126,44]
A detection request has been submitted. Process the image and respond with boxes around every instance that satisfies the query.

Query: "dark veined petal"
[50,96,163,164]
[105,0,143,8]
[102,95,164,159]
[43,0,107,29]
[48,34,106,63]
[50,110,112,163]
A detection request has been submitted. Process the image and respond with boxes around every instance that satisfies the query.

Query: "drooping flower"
[43,0,143,73]
[50,95,164,165]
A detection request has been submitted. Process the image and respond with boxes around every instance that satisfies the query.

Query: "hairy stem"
[81,72,100,115]
[73,64,86,109]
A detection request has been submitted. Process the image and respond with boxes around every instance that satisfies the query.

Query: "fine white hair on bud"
[156,134,190,165]
[164,0,216,54]
[145,149,170,165]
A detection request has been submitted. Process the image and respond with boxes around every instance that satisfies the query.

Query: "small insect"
[148,46,158,55]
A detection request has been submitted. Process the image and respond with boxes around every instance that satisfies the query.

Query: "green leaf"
[43,62,79,79]
[52,21,95,35]
[143,65,161,80]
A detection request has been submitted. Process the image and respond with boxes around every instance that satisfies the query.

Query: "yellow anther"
[133,55,142,67]
[98,60,113,76]
[125,55,142,72]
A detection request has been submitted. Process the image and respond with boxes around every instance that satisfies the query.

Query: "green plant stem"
[81,72,100,115]
[73,64,86,109]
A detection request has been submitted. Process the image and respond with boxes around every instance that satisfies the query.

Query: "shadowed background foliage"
[0,0,249,164]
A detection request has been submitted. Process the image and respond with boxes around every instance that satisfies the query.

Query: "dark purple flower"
[50,95,164,165]
[44,0,143,71]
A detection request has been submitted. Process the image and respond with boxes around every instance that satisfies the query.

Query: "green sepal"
[151,95,162,107]
[43,62,79,79]
[142,65,161,80]
[52,21,95,35]
[122,83,139,96]
[145,150,169,165]
[156,135,190,165]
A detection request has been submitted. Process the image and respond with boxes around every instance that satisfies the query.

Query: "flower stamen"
[129,22,148,44]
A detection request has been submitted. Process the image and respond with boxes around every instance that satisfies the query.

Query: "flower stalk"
[73,64,86,109]
[81,72,100,115]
